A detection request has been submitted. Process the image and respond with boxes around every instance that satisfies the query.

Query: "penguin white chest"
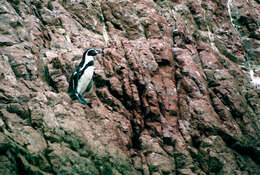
[77,66,94,95]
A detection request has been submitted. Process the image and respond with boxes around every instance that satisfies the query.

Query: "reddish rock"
[0,0,259,175]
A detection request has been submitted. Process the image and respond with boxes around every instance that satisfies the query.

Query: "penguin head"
[86,48,104,56]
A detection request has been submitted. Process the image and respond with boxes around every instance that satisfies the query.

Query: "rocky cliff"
[0,0,260,174]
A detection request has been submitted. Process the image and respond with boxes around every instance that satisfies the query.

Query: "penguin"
[68,48,103,106]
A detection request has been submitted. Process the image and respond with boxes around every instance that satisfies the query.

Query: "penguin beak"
[96,50,104,56]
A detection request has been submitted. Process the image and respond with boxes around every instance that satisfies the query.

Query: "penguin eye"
[87,49,97,56]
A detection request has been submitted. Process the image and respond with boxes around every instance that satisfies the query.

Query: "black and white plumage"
[68,48,103,106]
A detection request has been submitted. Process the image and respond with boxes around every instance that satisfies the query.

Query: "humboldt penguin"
[68,48,103,106]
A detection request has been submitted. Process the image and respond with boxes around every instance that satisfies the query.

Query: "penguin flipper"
[68,71,78,95]
[85,79,93,92]
[75,93,92,107]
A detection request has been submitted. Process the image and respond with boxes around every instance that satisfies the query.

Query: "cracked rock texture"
[0,0,260,175]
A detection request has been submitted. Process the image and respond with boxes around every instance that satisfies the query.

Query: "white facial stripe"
[87,49,96,56]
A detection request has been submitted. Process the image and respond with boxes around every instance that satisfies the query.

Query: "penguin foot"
[75,93,92,107]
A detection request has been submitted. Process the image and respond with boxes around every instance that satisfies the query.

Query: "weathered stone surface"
[0,0,259,174]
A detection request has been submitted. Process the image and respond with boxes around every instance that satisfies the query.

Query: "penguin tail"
[75,93,92,107]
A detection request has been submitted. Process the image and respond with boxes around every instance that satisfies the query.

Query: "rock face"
[0,0,259,174]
